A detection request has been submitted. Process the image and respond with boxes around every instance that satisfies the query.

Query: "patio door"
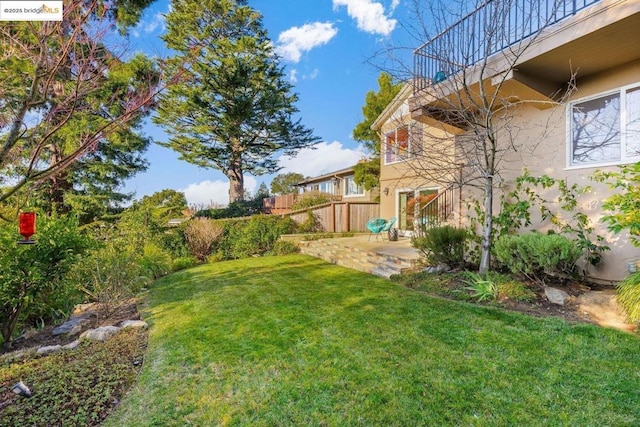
[397,188,438,236]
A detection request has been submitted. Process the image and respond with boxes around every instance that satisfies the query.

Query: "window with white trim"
[569,83,640,167]
[343,175,364,197]
[384,126,409,164]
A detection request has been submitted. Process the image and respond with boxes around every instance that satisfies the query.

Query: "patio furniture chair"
[366,218,387,241]
[381,217,397,240]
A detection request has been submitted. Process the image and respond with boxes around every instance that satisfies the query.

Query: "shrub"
[298,210,323,232]
[617,272,640,323]
[269,240,299,255]
[184,218,224,261]
[494,232,581,283]
[291,191,332,211]
[139,243,173,279]
[411,225,467,268]
[71,242,151,316]
[172,256,200,271]
[195,199,263,219]
[0,214,92,350]
[215,215,297,260]
[462,272,499,302]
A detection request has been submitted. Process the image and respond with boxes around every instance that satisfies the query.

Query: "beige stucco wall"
[379,59,640,283]
[464,58,640,283]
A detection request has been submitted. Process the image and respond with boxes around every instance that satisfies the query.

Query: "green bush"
[71,242,151,316]
[298,210,323,232]
[195,199,263,219]
[140,243,173,279]
[494,232,581,283]
[411,225,467,267]
[462,272,499,302]
[172,256,200,271]
[617,272,640,323]
[214,215,297,260]
[0,214,92,350]
[291,191,332,211]
[269,240,299,255]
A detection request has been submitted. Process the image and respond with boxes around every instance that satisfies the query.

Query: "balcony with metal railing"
[414,0,603,92]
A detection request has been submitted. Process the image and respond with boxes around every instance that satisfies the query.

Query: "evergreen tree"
[155,0,319,203]
[0,1,160,212]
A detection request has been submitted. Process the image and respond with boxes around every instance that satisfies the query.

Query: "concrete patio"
[298,235,423,278]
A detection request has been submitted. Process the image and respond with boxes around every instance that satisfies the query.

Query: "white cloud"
[278,141,366,177]
[333,0,396,36]
[275,22,338,63]
[289,69,298,83]
[132,12,166,38]
[303,69,319,80]
[180,176,257,207]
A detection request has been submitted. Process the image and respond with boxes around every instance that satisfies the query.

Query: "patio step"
[298,237,421,278]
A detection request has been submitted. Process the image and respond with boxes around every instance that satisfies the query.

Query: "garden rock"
[36,345,62,355]
[424,264,450,273]
[81,326,121,342]
[545,286,570,306]
[52,315,93,336]
[62,340,80,350]
[118,320,148,329]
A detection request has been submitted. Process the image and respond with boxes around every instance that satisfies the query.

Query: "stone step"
[299,237,420,278]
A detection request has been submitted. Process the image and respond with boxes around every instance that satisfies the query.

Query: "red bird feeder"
[18,212,37,245]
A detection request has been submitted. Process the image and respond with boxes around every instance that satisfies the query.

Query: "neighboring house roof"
[166,218,188,227]
[296,165,358,186]
[371,83,412,132]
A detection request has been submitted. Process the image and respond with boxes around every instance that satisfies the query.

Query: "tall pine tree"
[155,0,319,203]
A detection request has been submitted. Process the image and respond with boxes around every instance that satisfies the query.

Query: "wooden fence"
[284,201,379,233]
[263,194,296,214]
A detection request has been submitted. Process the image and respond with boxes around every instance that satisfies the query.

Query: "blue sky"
[123,0,413,207]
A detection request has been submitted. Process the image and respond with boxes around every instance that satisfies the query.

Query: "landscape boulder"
[80,326,121,342]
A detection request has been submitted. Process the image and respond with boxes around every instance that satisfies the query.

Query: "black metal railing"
[417,185,456,233]
[414,0,602,91]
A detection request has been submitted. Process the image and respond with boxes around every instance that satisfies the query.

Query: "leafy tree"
[270,172,304,195]
[352,73,402,189]
[0,1,160,211]
[155,0,320,203]
[353,72,404,155]
[35,55,158,224]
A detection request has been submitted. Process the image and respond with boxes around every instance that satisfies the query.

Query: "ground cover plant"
[106,255,640,425]
[0,327,147,426]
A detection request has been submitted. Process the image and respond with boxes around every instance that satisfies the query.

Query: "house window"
[306,180,334,193]
[343,175,364,197]
[569,83,640,167]
[385,126,410,164]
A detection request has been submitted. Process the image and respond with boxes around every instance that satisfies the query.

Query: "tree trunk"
[227,158,245,203]
[49,144,72,214]
[479,175,494,274]
[1,304,22,351]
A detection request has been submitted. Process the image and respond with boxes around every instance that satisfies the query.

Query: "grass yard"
[106,255,640,426]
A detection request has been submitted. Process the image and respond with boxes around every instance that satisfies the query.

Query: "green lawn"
[106,255,640,426]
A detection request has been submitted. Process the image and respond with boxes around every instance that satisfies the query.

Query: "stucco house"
[373,0,640,283]
[295,164,379,203]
